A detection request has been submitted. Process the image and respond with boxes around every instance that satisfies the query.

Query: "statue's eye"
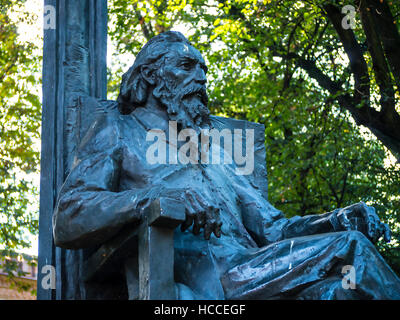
[180,61,193,71]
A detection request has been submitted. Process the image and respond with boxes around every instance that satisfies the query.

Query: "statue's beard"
[154,82,211,132]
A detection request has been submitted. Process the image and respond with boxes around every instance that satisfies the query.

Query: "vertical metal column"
[38,0,107,300]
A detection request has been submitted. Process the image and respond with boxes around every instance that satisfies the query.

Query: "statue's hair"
[117,31,191,114]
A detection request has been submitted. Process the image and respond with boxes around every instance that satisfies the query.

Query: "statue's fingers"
[192,222,201,235]
[369,206,380,221]
[203,222,212,240]
[365,207,389,242]
[205,206,220,234]
[213,227,221,238]
[192,216,200,235]
[181,216,193,232]
[191,192,213,217]
[192,211,206,235]
[213,220,222,238]
[338,209,353,231]
[374,221,382,239]
[368,209,380,241]
[375,216,385,242]
[199,210,207,227]
[367,219,377,241]
[360,205,376,240]
[212,208,222,238]
[383,223,392,243]
[181,208,194,232]
[203,206,214,238]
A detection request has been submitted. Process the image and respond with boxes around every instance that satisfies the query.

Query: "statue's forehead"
[165,42,205,64]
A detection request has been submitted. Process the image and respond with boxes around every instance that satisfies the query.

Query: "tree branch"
[358,0,397,119]
[323,3,370,107]
[369,0,400,93]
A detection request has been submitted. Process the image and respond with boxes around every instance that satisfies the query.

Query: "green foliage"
[108,0,400,274]
[0,0,40,288]
[1,0,399,293]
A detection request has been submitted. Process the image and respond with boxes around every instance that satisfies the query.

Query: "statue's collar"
[131,107,170,132]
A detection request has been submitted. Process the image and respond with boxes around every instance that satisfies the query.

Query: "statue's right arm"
[52,114,147,249]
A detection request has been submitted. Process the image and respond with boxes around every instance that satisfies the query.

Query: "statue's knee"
[175,282,196,300]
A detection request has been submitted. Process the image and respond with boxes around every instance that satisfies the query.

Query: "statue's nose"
[194,65,207,85]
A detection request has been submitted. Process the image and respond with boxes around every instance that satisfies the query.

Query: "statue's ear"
[140,65,156,85]
[117,66,149,114]
[132,71,148,104]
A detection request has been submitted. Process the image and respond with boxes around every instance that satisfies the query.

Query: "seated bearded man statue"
[53,31,400,300]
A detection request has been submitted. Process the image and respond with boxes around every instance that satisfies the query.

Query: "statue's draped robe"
[53,105,400,299]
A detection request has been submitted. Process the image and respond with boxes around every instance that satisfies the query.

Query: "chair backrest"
[61,95,127,299]
[65,95,117,176]
[209,115,269,200]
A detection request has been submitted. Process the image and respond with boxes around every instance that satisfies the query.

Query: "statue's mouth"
[182,85,208,107]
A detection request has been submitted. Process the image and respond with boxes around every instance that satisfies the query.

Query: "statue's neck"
[143,92,169,122]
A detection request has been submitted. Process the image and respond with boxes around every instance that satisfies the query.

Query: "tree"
[108,0,400,159]
[108,0,400,274]
[280,0,400,163]
[0,0,40,291]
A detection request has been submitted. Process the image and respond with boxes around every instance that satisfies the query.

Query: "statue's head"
[117,31,210,129]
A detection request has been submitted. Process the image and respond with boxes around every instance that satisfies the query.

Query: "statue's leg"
[294,231,400,300]
[221,231,400,300]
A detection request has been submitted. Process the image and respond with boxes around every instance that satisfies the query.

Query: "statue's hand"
[179,188,222,240]
[332,202,391,243]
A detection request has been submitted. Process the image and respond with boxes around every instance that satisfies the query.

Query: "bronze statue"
[53,31,400,299]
